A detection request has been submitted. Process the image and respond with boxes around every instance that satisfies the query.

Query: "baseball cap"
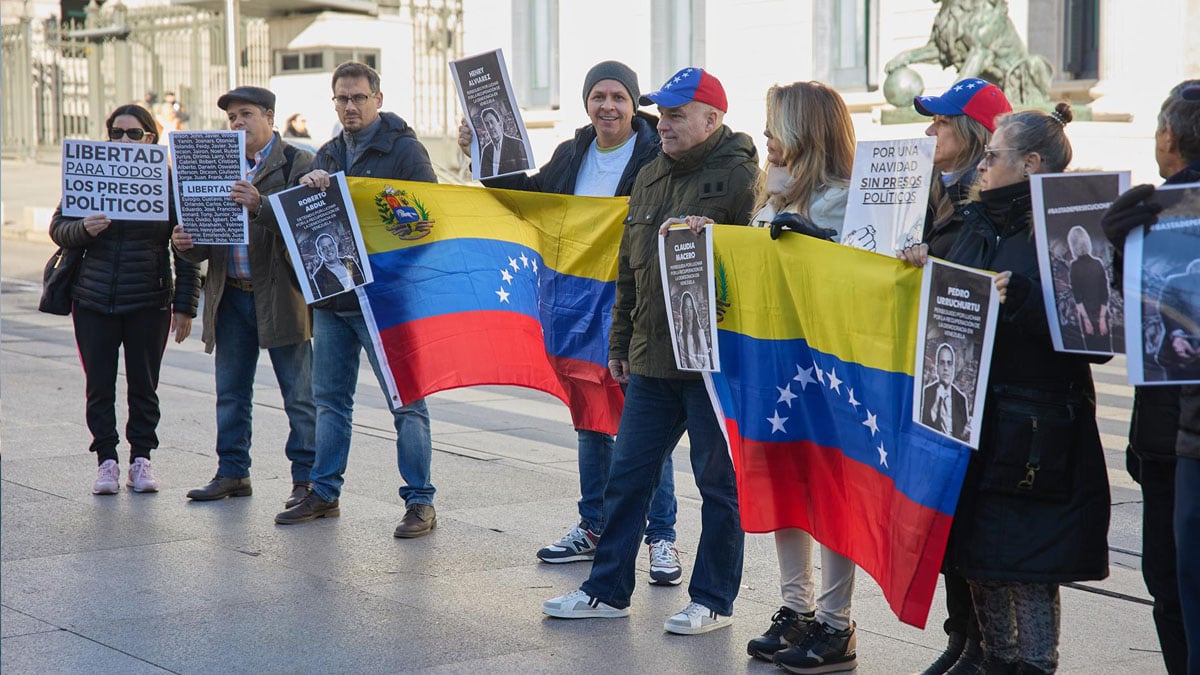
[1183,85,1200,102]
[913,78,1012,132]
[639,67,728,113]
[217,86,276,111]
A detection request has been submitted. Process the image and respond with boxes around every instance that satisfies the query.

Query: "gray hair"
[1158,79,1200,163]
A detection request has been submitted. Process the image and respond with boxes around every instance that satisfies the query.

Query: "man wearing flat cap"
[543,67,759,636]
[172,85,319,511]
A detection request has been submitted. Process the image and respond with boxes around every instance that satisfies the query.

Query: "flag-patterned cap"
[640,67,728,113]
[913,78,1012,132]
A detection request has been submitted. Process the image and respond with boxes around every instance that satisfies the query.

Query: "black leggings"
[73,304,171,464]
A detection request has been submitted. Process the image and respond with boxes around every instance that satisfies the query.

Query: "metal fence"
[2,3,269,158]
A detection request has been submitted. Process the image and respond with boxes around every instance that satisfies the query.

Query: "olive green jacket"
[609,125,759,379]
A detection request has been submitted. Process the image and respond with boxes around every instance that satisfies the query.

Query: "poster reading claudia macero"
[61,139,170,220]
[842,137,936,254]
[170,130,247,244]
[659,225,719,372]
[912,258,1000,449]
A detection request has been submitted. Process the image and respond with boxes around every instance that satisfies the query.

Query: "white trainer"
[127,457,160,493]
[649,540,683,585]
[543,589,629,619]
[664,601,732,635]
[92,459,120,495]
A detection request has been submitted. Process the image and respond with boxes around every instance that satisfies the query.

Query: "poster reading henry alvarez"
[449,49,535,181]
[61,139,169,220]
[913,258,1000,449]
[658,225,719,372]
[170,130,247,245]
[1124,183,1200,385]
[842,137,936,255]
[268,171,372,305]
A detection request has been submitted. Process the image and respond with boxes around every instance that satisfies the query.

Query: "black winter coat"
[923,167,976,259]
[943,180,1111,583]
[482,112,661,197]
[49,196,200,317]
[308,112,437,312]
[1164,160,1200,461]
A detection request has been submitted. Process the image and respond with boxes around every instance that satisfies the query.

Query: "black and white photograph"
[170,130,247,244]
[1031,171,1130,355]
[61,139,170,220]
[842,137,935,254]
[658,225,718,372]
[913,258,1000,449]
[449,48,534,181]
[267,171,372,305]
[1123,182,1200,385]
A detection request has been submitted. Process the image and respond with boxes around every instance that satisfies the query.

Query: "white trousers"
[775,527,856,629]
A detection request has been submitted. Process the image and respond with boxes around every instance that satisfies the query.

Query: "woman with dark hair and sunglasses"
[49,103,200,495]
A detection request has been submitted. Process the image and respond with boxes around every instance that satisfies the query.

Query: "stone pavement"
[0,157,1166,673]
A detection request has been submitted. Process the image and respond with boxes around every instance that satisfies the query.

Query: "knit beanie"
[582,60,641,108]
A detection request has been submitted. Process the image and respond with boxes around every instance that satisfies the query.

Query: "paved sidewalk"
[0,201,1166,671]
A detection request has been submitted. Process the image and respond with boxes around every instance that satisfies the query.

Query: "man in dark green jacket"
[543,67,759,635]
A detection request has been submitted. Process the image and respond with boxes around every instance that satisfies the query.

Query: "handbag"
[38,246,84,315]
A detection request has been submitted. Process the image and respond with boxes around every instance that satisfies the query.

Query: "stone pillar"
[1089,0,1188,124]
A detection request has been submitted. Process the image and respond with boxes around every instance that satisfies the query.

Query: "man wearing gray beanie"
[457,61,682,585]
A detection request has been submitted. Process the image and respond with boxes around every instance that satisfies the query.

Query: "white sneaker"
[92,459,120,495]
[543,589,629,619]
[649,540,683,585]
[664,601,732,635]
[127,457,160,493]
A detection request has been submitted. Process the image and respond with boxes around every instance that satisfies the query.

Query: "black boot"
[944,638,984,675]
[980,656,1018,675]
[919,632,967,675]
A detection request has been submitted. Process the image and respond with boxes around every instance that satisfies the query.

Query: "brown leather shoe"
[186,475,252,501]
[285,482,311,509]
[393,503,436,538]
[274,492,339,524]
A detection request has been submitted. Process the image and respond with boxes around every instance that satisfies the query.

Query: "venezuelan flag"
[706,226,972,628]
[348,178,626,435]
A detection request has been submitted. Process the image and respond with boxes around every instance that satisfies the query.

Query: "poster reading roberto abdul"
[658,225,719,372]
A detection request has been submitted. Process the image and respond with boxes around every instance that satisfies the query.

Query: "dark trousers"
[944,570,982,641]
[1137,457,1188,675]
[73,304,171,464]
[1176,457,1200,675]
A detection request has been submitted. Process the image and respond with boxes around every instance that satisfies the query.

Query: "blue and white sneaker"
[537,523,600,563]
[543,589,629,619]
[649,540,683,585]
[664,601,732,635]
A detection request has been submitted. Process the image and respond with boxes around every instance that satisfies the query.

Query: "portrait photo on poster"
[1123,182,1200,385]
[1031,171,1130,356]
[912,258,1000,449]
[449,48,535,181]
[658,225,719,372]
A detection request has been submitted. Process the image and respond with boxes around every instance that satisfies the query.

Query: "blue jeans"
[577,429,677,544]
[581,375,744,615]
[213,287,315,483]
[1175,456,1200,675]
[309,308,434,506]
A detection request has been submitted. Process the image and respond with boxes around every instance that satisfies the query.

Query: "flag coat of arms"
[349,178,627,435]
[705,226,973,627]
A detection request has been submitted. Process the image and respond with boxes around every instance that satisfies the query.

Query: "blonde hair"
[753,81,855,216]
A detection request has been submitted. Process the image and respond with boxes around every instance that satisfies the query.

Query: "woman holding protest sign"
[49,103,200,496]
[899,104,1110,675]
[744,81,863,675]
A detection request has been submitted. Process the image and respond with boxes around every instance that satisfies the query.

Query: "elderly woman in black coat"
[901,102,1110,675]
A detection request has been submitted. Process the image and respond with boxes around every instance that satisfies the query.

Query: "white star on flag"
[500,269,513,284]
[496,288,510,303]
[532,260,538,273]
[793,364,816,390]
[519,252,529,268]
[814,365,826,386]
[508,257,520,272]
[767,409,788,433]
[953,85,963,91]
[827,367,842,394]
[966,82,977,88]
[847,388,860,409]
[776,384,798,408]
[877,442,888,468]
[863,409,879,436]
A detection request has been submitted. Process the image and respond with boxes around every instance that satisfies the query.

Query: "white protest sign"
[61,140,170,220]
[842,137,936,254]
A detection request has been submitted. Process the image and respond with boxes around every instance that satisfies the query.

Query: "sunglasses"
[109,127,150,141]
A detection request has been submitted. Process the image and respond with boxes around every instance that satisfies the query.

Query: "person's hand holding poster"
[170,130,247,244]
[843,137,936,254]
[658,224,719,372]
[61,140,169,220]
[913,258,1000,449]
[449,49,535,181]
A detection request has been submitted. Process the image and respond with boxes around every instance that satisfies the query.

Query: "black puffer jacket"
[943,180,1110,583]
[307,112,437,312]
[482,112,661,197]
[49,199,199,317]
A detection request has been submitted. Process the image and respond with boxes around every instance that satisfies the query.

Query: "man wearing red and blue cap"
[543,67,759,636]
